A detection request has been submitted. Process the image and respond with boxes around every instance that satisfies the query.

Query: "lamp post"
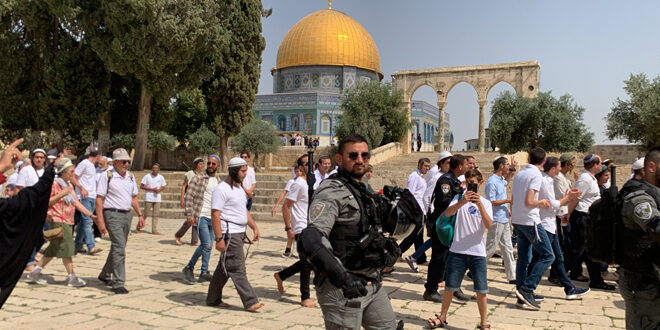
[306,145,316,211]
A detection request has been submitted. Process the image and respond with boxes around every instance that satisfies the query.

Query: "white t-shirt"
[212,181,248,234]
[448,195,492,257]
[539,173,561,234]
[406,169,427,215]
[284,179,295,192]
[286,176,309,234]
[313,168,330,190]
[553,171,572,217]
[511,164,543,226]
[242,166,256,194]
[141,174,167,203]
[74,159,97,199]
[199,176,219,218]
[16,166,44,188]
[427,165,439,183]
[574,170,600,213]
[424,171,445,213]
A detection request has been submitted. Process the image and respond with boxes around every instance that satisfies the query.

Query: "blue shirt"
[485,173,509,224]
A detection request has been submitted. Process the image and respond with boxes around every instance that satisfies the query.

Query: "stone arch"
[392,60,540,152]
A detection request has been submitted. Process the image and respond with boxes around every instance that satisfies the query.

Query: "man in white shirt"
[182,155,220,283]
[553,153,576,275]
[207,157,263,312]
[96,148,144,294]
[240,152,256,211]
[532,157,589,300]
[139,163,167,234]
[565,154,616,290]
[16,149,46,191]
[313,155,331,190]
[511,147,552,310]
[71,151,103,254]
[274,155,317,308]
[398,158,430,264]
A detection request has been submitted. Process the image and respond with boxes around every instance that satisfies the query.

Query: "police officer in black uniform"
[298,134,414,329]
[423,154,469,303]
[617,146,660,330]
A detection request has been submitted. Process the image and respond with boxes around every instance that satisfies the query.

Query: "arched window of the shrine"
[321,115,331,134]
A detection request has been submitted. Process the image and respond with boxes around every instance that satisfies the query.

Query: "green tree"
[188,124,221,156]
[606,73,660,148]
[229,119,280,171]
[170,89,208,142]
[203,0,266,168]
[335,82,410,148]
[489,91,594,154]
[78,0,228,170]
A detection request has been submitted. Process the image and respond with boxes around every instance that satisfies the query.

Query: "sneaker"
[94,237,101,242]
[565,287,590,300]
[112,287,129,294]
[589,282,616,290]
[182,266,195,284]
[453,289,471,304]
[533,294,545,302]
[405,256,418,273]
[26,270,47,285]
[198,272,213,282]
[66,275,87,287]
[516,298,525,307]
[97,276,113,286]
[423,291,443,303]
[515,289,541,310]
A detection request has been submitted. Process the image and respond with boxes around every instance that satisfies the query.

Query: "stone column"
[402,100,412,154]
[436,100,446,152]
[477,98,487,152]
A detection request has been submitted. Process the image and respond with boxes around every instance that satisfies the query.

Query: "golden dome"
[275,9,382,78]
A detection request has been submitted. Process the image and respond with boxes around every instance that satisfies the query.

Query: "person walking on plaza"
[95,148,145,294]
[18,148,47,271]
[484,156,516,284]
[272,157,307,256]
[554,153,576,272]
[529,157,589,300]
[175,157,204,245]
[273,155,317,308]
[566,154,615,290]
[182,155,220,283]
[206,157,263,312]
[511,147,553,310]
[417,134,422,152]
[398,158,431,271]
[240,152,257,211]
[139,163,166,234]
[71,151,103,255]
[616,146,660,329]
[313,155,331,189]
[26,159,97,288]
[427,169,493,329]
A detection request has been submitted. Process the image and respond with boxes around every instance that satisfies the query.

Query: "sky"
[258,0,660,151]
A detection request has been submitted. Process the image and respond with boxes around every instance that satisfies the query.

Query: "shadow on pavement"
[149,271,189,284]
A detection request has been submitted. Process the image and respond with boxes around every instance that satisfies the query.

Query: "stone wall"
[590,144,644,164]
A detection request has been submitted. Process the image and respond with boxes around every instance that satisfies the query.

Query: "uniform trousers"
[618,267,660,330]
[424,221,449,293]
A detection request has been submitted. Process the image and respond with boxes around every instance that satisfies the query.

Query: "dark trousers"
[175,220,199,245]
[424,222,449,293]
[278,234,311,300]
[207,232,259,309]
[566,211,605,285]
[618,268,660,330]
[246,198,253,211]
[398,223,426,264]
[530,230,575,292]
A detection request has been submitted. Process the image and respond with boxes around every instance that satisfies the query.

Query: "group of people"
[281,134,332,148]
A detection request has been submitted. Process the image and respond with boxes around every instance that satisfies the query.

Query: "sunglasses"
[207,162,218,166]
[241,156,250,159]
[347,152,370,160]
[121,160,131,165]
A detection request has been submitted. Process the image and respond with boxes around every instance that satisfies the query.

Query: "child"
[427,169,493,329]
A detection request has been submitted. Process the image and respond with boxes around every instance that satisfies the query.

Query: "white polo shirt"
[313,168,330,190]
[406,169,427,215]
[74,158,97,199]
[574,170,600,213]
[141,173,167,203]
[212,181,248,234]
[16,166,44,188]
[511,164,543,226]
[539,173,561,234]
[96,169,138,210]
[286,176,309,234]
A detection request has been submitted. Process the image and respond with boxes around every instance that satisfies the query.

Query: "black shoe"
[453,289,473,303]
[492,253,502,258]
[423,291,443,303]
[198,272,213,282]
[515,289,541,310]
[97,276,112,287]
[182,266,195,284]
[112,287,129,294]
[589,282,616,290]
[508,279,517,284]
[548,277,561,286]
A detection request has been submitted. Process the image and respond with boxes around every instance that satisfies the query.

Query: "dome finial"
[328,0,332,10]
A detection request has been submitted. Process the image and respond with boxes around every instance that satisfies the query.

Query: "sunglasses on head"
[347,152,370,160]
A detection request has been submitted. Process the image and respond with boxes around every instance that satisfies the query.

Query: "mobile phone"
[467,182,478,193]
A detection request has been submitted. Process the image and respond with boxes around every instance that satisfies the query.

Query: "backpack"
[435,194,462,247]
[586,167,618,264]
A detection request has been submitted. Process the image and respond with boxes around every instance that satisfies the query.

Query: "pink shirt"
[47,183,76,225]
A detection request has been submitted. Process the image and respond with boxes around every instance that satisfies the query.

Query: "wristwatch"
[214,237,223,242]
[284,227,292,232]
[138,214,144,217]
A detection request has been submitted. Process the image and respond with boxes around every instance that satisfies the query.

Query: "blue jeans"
[246,198,253,211]
[530,230,575,293]
[445,252,488,294]
[514,224,555,293]
[412,239,432,260]
[187,217,214,273]
[75,197,96,250]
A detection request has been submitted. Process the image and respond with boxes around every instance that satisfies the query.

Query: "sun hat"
[112,148,131,161]
[56,158,74,174]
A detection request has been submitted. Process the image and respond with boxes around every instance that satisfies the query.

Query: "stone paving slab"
[0,217,625,329]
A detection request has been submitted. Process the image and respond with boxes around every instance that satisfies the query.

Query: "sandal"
[479,324,491,329]
[426,314,447,328]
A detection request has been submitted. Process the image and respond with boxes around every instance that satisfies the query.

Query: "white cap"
[106,158,113,162]
[15,161,23,169]
[32,148,46,156]
[437,151,452,162]
[632,157,645,171]
[228,157,248,168]
[47,155,56,159]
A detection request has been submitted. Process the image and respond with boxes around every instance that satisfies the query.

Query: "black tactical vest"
[616,179,660,270]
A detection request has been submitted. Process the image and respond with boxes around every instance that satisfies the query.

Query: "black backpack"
[586,166,619,265]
